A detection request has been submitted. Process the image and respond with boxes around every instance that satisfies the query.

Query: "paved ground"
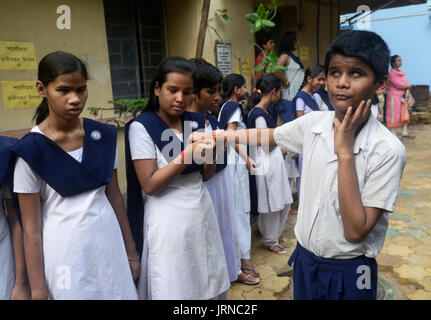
[228,123,431,300]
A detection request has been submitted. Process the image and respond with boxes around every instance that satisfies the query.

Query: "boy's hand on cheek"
[334,99,372,158]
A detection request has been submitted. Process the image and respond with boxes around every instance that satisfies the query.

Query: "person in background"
[219,74,260,279]
[247,73,293,255]
[188,58,259,287]
[253,31,276,87]
[386,55,414,139]
[277,31,304,101]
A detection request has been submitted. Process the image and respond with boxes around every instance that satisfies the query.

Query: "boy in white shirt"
[202,30,406,299]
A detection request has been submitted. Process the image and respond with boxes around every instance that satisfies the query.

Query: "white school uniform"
[0,183,14,300]
[254,116,293,248]
[282,57,304,101]
[204,122,241,281]
[218,106,252,260]
[129,121,230,300]
[273,111,406,259]
[14,126,138,300]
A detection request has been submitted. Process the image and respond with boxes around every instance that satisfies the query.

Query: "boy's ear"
[36,80,47,98]
[375,75,388,95]
[192,91,200,101]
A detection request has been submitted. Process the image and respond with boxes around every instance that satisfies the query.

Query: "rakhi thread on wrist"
[181,150,191,163]
[211,129,224,138]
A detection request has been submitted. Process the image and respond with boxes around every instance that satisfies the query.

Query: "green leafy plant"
[245,4,275,33]
[216,8,230,21]
[88,98,149,128]
[254,50,287,73]
[207,0,286,76]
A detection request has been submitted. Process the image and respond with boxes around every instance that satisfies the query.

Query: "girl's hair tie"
[253,88,262,94]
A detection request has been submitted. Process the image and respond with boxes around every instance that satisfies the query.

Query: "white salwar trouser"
[390,124,408,137]
[257,205,290,248]
[237,210,251,260]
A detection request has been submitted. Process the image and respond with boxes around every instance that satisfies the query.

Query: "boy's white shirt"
[273,111,406,259]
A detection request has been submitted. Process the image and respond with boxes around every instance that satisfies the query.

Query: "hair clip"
[253,88,262,94]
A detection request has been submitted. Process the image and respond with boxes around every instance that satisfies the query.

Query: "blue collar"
[12,118,117,197]
[293,91,319,111]
[218,101,246,129]
[247,107,276,129]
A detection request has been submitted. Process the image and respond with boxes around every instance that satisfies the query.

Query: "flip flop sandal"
[237,273,260,285]
[269,245,289,255]
[242,267,260,278]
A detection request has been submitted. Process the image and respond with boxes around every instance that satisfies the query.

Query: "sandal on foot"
[237,273,260,285]
[241,260,260,277]
[269,245,288,255]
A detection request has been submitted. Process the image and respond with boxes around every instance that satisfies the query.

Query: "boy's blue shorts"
[288,242,378,300]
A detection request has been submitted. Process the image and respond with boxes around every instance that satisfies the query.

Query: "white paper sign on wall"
[216,42,232,77]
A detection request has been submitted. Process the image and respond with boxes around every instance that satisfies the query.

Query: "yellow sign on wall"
[1,81,41,109]
[299,46,310,62]
[0,41,37,70]
[236,59,251,76]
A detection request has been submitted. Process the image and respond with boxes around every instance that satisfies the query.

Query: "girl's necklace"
[46,119,82,138]
[46,121,56,138]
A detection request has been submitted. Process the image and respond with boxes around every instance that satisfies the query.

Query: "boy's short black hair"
[255,31,274,48]
[324,30,390,82]
[189,58,223,94]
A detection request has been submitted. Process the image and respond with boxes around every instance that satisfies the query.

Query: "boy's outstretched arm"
[334,100,384,243]
[213,128,277,148]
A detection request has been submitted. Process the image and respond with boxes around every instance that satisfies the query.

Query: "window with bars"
[103,0,166,101]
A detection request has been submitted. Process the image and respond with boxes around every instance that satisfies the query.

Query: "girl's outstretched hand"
[246,157,257,173]
[188,131,213,144]
[334,99,372,157]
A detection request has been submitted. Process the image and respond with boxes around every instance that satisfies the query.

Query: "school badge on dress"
[91,130,102,142]
[191,121,199,130]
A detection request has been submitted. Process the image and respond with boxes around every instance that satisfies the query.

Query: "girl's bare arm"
[18,193,49,300]
[105,170,140,280]
[5,199,31,299]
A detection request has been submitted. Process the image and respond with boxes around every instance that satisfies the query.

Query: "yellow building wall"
[295,0,338,68]
[164,0,202,58]
[202,0,256,89]
[0,0,115,132]
[165,0,255,88]
[274,0,338,69]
